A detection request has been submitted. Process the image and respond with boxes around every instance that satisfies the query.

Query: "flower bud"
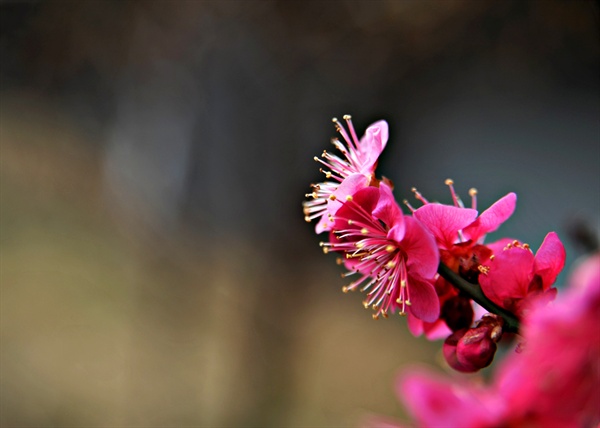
[443,315,503,372]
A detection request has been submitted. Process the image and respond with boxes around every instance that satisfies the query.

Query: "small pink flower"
[411,180,516,277]
[322,182,440,321]
[478,232,566,317]
[303,116,388,233]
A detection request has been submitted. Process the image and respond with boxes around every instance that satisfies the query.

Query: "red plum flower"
[303,116,388,233]
[411,180,516,278]
[321,182,440,321]
[478,232,566,317]
[406,181,517,338]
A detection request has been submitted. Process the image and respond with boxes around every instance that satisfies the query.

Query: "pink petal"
[414,204,478,249]
[407,275,440,322]
[463,193,516,243]
[533,232,566,289]
[327,173,370,216]
[402,216,440,279]
[374,182,406,241]
[479,247,534,309]
[407,313,452,340]
[360,120,388,159]
[484,237,517,257]
[398,369,498,428]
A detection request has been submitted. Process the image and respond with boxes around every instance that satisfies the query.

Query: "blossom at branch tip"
[303,116,388,233]
[478,232,566,317]
[321,182,440,321]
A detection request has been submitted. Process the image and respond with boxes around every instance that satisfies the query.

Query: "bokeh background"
[1,1,598,426]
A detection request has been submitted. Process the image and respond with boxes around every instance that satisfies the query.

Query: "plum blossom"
[478,232,566,317]
[321,182,440,321]
[303,116,389,233]
[406,180,516,338]
[410,180,516,279]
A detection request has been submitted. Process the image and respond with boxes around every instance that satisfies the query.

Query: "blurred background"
[1,0,598,426]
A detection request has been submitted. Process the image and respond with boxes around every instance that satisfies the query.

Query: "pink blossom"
[406,181,516,338]
[321,182,440,321]
[411,181,516,277]
[478,232,566,317]
[303,116,389,233]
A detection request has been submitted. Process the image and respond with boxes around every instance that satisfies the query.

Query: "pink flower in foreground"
[478,232,566,317]
[303,116,388,233]
[372,254,600,428]
[321,182,440,321]
[496,253,600,426]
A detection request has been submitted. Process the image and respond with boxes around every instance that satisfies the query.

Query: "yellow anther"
[445,178,454,185]
[348,219,353,225]
[399,311,407,317]
[490,255,495,261]
[405,300,412,306]
[322,247,329,254]
[361,228,368,235]
[343,114,351,120]
[342,286,349,293]
[386,260,396,269]
[469,188,478,196]
[363,301,369,309]
[382,312,388,319]
[386,245,395,252]
[336,257,343,265]
[304,216,311,222]
[372,314,380,320]
[478,265,490,275]
[329,194,337,201]
[346,195,353,201]
[401,280,407,288]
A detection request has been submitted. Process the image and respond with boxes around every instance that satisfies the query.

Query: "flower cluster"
[303,115,566,372]
[365,254,600,428]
